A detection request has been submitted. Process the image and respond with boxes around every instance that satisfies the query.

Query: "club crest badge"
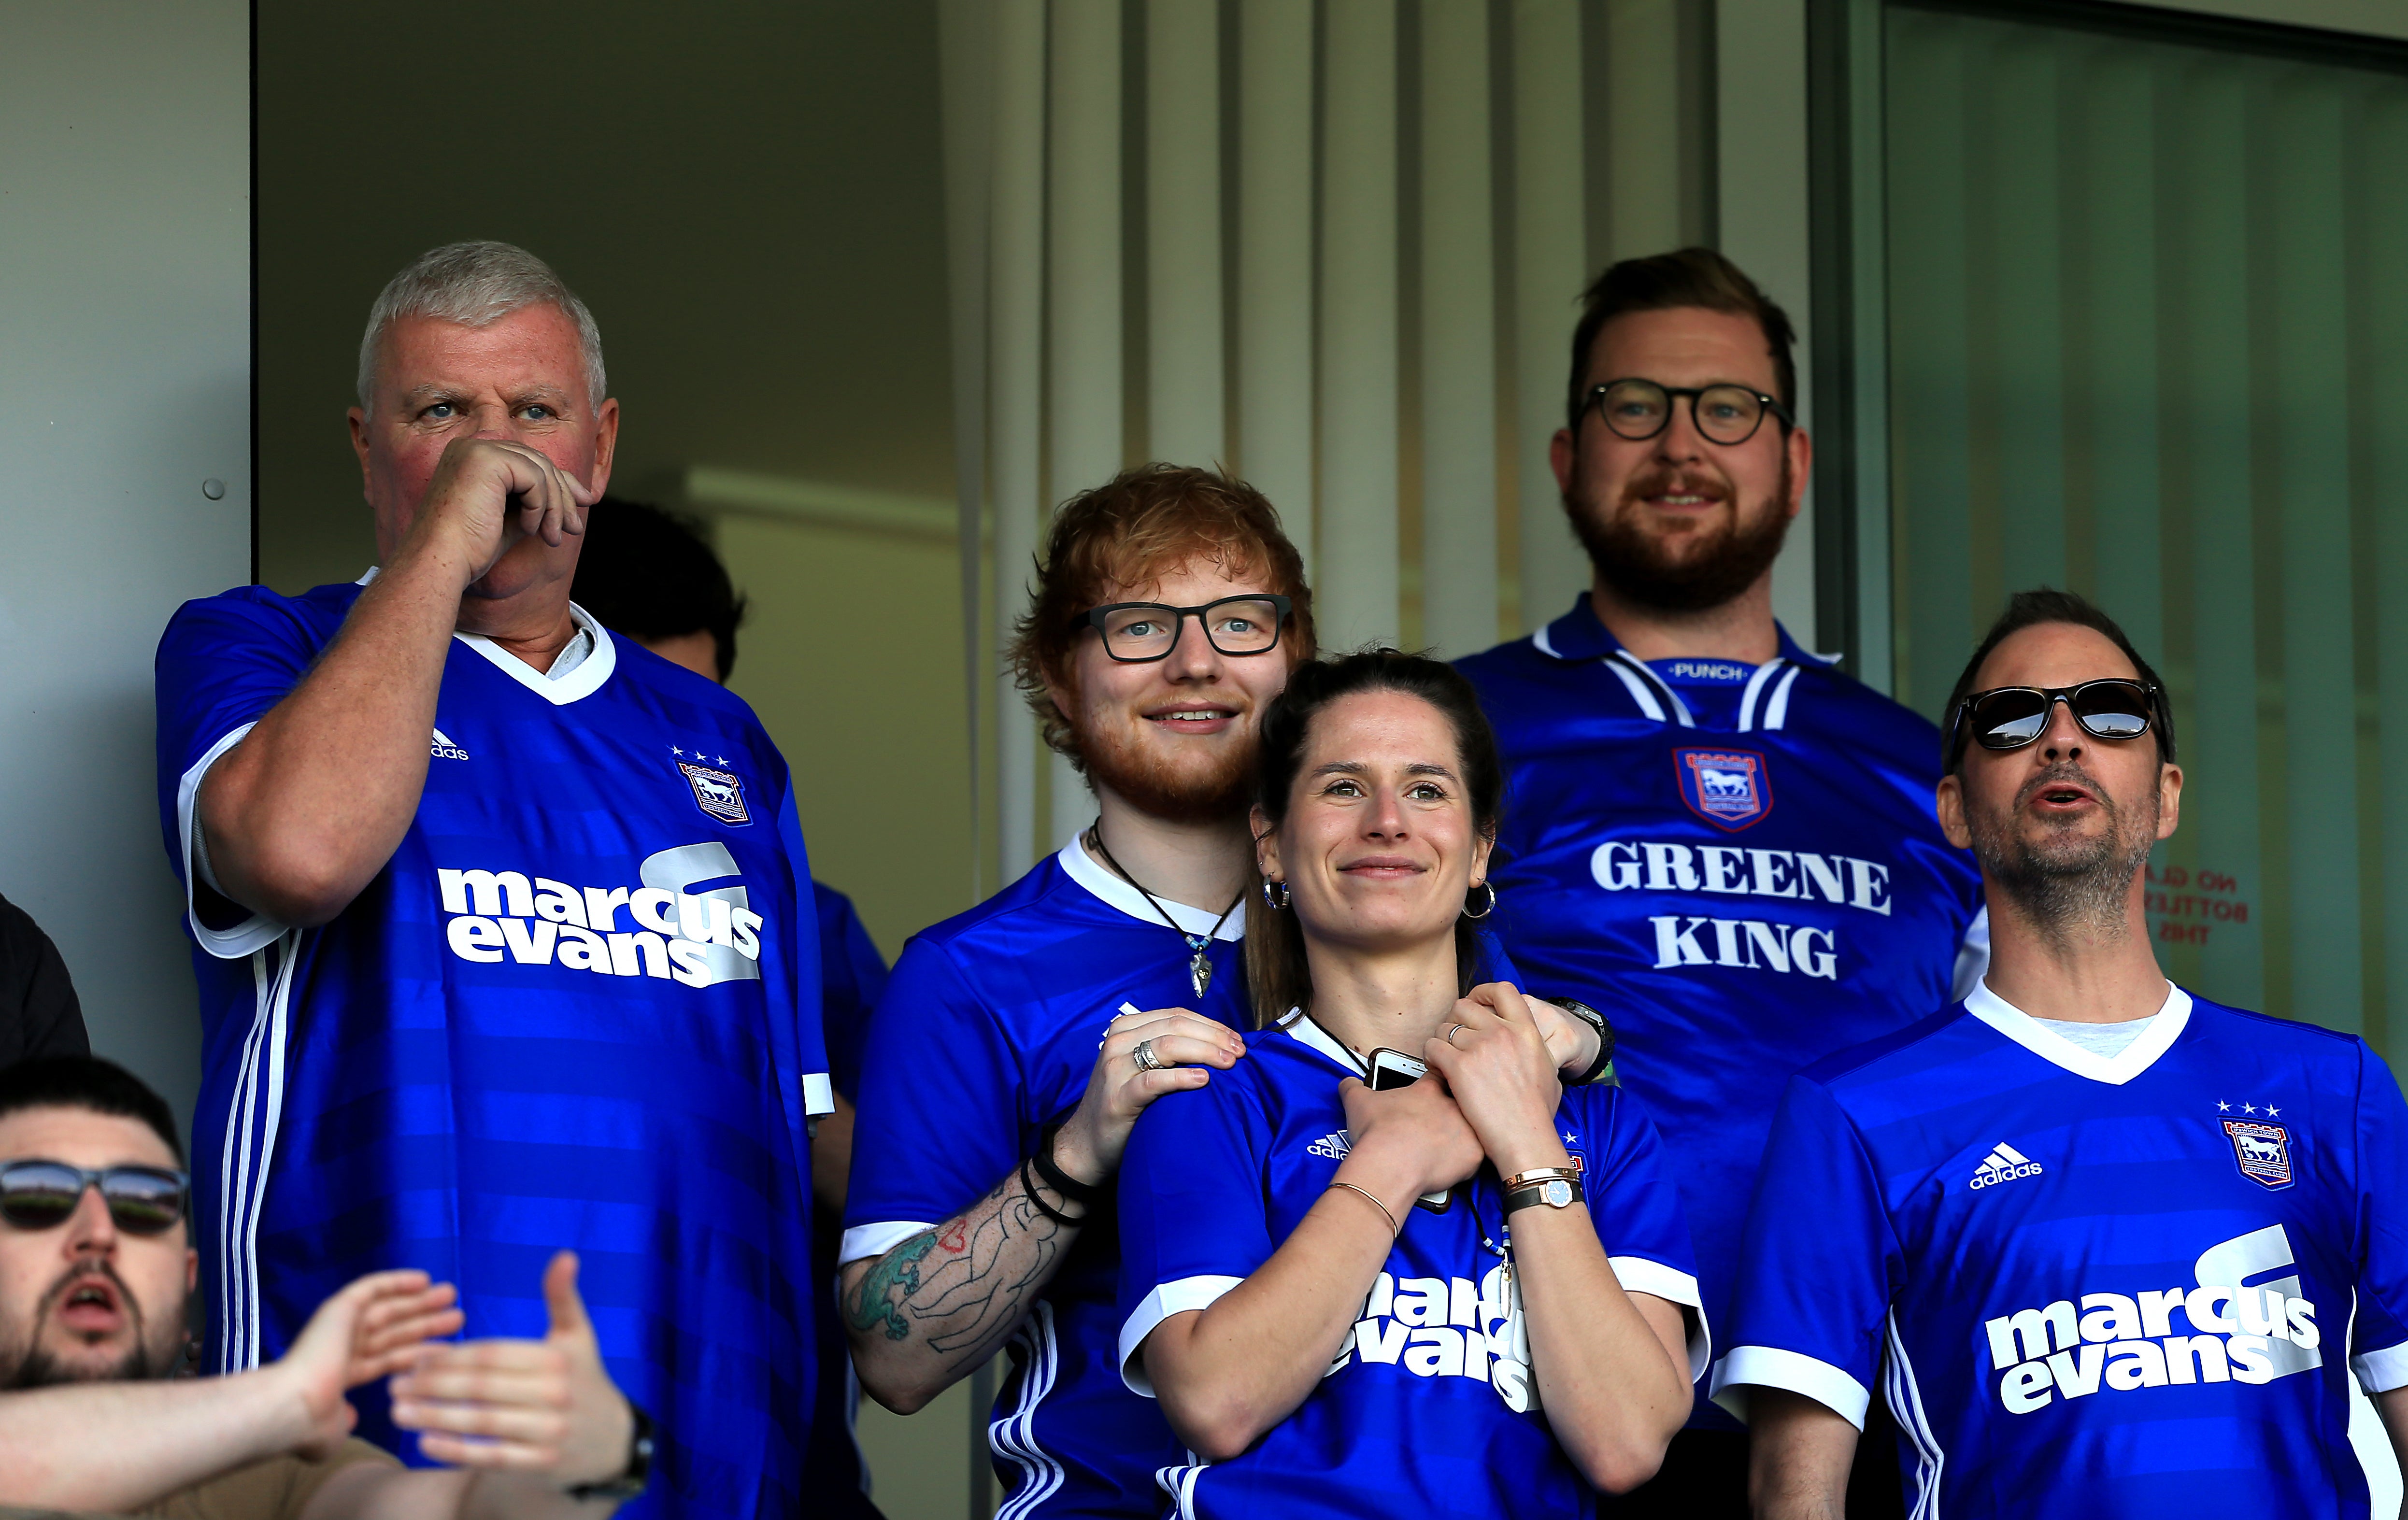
[678,762,752,826]
[1674,748,1773,831]
[2223,1119,2294,1190]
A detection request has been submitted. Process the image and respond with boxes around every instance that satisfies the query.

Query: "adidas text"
[1969,1143,2043,1190]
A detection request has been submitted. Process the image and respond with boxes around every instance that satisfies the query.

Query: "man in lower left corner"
[0,1055,652,1517]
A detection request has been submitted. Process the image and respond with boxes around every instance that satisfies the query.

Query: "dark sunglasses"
[0,1160,189,1236]
[1948,679,2162,766]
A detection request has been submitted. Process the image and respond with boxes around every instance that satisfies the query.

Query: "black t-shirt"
[0,890,89,1067]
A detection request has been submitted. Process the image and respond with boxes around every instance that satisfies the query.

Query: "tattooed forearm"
[844,1165,1080,1381]
[846,1232,938,1341]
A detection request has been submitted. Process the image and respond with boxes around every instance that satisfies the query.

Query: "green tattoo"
[847,1230,939,1341]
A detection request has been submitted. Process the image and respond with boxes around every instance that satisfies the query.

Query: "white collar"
[1057,833,1247,940]
[1965,978,2192,1085]
[357,569,617,706]
[1280,1009,1365,1074]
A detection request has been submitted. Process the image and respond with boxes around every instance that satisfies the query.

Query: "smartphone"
[1368,1048,1427,1091]
[1363,1049,1451,1212]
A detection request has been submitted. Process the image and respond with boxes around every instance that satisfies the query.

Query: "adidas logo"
[430,727,470,761]
[1970,1142,2043,1191]
[1307,1130,1352,1160]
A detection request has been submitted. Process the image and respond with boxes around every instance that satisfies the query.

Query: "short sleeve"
[152,592,323,959]
[774,783,832,1120]
[840,939,1026,1265]
[1581,1086,1710,1380]
[2351,1047,2408,1392]
[1709,1074,1900,1428]
[812,881,891,1102]
[1114,1073,1275,1395]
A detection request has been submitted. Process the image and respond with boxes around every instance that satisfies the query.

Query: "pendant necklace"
[1088,825,1243,1000]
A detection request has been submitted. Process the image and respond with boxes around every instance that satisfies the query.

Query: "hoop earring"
[1463,881,1497,921]
[1262,879,1292,912]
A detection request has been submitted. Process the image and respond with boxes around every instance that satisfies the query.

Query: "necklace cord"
[1088,825,1245,944]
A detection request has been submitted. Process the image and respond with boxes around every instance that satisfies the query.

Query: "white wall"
[0,0,252,1134]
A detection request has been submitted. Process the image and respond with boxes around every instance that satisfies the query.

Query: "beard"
[0,1262,173,1390]
[1566,455,1794,613]
[1965,759,2158,948]
[1070,702,1257,825]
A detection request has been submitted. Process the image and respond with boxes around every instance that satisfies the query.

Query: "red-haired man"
[839,465,1601,1519]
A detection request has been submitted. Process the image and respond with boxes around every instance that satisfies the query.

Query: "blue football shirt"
[1114,1013,1706,1520]
[1456,597,1984,1427]
[842,837,1253,1520]
[1712,982,2408,1517]
[805,881,890,1520]
[154,578,831,1520]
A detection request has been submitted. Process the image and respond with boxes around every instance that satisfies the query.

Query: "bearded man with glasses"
[1718,588,2408,1520]
[0,1057,653,1517]
[1456,247,1987,1517]
[840,465,1604,1520]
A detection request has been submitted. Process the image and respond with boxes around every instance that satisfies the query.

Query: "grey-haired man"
[152,242,833,1515]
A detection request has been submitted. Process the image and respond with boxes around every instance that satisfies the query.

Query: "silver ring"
[1133,1038,1166,1072]
[1443,1023,1467,1045]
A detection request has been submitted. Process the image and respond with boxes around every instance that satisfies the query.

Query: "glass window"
[1873,3,2408,1047]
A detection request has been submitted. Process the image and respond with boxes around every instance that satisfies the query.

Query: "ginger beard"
[1964,757,2159,946]
[0,1259,174,1389]
[1567,452,1795,612]
[1065,682,1259,825]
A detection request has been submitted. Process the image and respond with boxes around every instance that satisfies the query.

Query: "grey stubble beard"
[1967,760,2159,955]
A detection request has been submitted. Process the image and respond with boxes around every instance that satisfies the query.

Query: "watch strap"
[1503,1176,1585,1215]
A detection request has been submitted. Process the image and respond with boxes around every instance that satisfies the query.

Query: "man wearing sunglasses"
[1718,589,2408,1519]
[0,1057,653,1517]
[839,465,1602,1520]
[1457,247,1983,1515]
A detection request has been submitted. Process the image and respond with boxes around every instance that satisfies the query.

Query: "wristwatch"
[1502,1165,1586,1216]
[1547,998,1616,1086]
[566,1399,654,1504]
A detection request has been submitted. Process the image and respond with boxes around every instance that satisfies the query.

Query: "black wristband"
[565,1399,653,1502]
[1029,1121,1105,1206]
[1019,1152,1084,1225]
[1550,998,1617,1086]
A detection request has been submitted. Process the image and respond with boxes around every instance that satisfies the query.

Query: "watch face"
[1542,1179,1573,1208]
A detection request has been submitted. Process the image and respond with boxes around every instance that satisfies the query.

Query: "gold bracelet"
[1327,1180,1400,1237]
[1500,1165,1581,1191]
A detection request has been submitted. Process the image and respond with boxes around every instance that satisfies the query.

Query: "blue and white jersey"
[841,837,1252,1520]
[1456,597,1984,1427]
[154,578,831,1520]
[1712,983,2408,1518]
[1114,1014,1706,1520]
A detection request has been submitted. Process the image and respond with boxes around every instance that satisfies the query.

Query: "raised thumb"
[543,1250,588,1338]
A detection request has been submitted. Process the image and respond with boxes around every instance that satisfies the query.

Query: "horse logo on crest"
[1674,748,1773,832]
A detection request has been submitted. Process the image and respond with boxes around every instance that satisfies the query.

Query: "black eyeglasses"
[1582,378,1795,446]
[1076,595,1292,663]
[0,1160,189,1236]
[1948,680,2161,766]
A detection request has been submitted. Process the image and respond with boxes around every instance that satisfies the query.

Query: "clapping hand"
[275,1269,465,1460]
[390,1251,635,1488]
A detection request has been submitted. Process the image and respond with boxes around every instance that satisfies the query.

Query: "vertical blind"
[940,0,1724,884]
[1880,2,2408,1050]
